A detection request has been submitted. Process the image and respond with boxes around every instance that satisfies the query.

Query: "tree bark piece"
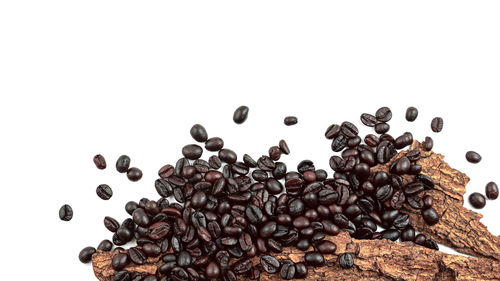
[92,232,500,281]
[374,142,500,260]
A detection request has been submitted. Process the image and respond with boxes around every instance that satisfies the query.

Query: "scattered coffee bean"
[98,240,113,252]
[431,117,443,132]
[205,137,224,151]
[93,154,107,169]
[279,139,290,155]
[79,246,96,263]
[469,192,486,209]
[284,116,298,126]
[304,252,325,266]
[339,253,354,269]
[59,204,73,221]
[116,155,131,173]
[486,182,498,200]
[422,208,439,225]
[233,105,249,124]
[190,124,208,142]
[260,255,280,274]
[96,184,113,200]
[423,136,433,151]
[360,113,377,127]
[376,107,392,122]
[465,151,481,163]
[127,167,143,182]
[112,253,130,270]
[405,107,418,122]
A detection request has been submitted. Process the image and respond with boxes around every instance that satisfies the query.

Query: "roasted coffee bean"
[404,182,424,195]
[423,195,433,208]
[381,229,400,241]
[360,113,377,127]
[177,251,192,267]
[331,135,348,152]
[78,246,96,263]
[401,226,415,242]
[317,241,336,254]
[59,204,73,221]
[423,136,434,151]
[97,239,113,252]
[205,137,224,152]
[280,260,296,279]
[266,179,283,194]
[375,122,390,134]
[170,267,189,280]
[190,124,208,142]
[206,261,220,278]
[245,204,263,224]
[375,185,393,202]
[233,106,249,124]
[303,252,324,267]
[93,154,107,169]
[232,258,252,274]
[325,124,341,139]
[469,192,486,209]
[339,253,354,269]
[116,155,131,173]
[158,164,174,178]
[182,145,203,160]
[415,174,435,190]
[104,216,120,232]
[113,271,131,281]
[112,253,130,270]
[284,116,298,126]
[406,195,424,209]
[466,151,481,163]
[422,208,439,225]
[268,146,281,161]
[127,167,143,182]
[390,156,410,175]
[129,247,147,265]
[260,255,280,274]
[431,117,443,132]
[96,184,113,200]
[486,182,499,200]
[132,208,150,227]
[219,149,237,164]
[376,106,392,122]
[405,106,418,121]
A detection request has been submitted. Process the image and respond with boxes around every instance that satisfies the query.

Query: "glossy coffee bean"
[423,136,434,151]
[112,253,130,270]
[486,182,499,200]
[260,255,280,274]
[206,261,220,278]
[376,107,392,122]
[465,151,481,163]
[469,192,486,209]
[113,271,131,281]
[93,154,107,169]
[79,246,96,263]
[360,113,377,127]
[375,122,390,134]
[205,137,224,151]
[422,208,439,225]
[279,139,290,155]
[233,105,249,124]
[304,252,324,266]
[190,124,208,142]
[431,117,443,132]
[423,195,433,208]
[116,155,131,173]
[339,253,354,269]
[280,261,296,279]
[127,167,143,182]
[182,144,203,160]
[104,216,120,232]
[98,239,113,252]
[96,184,113,200]
[317,241,336,254]
[284,116,298,126]
[59,204,73,221]
[405,106,418,121]
[401,227,415,242]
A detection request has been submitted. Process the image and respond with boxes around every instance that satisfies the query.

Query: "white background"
[1,1,499,280]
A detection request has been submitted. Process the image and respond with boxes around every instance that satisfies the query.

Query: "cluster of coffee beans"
[463,151,498,209]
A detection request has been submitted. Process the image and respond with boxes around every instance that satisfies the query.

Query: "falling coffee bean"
[405,107,418,122]
[93,154,107,169]
[59,204,73,221]
[79,246,96,263]
[339,253,354,269]
[127,167,143,182]
[233,105,249,124]
[116,155,131,173]
[431,117,443,132]
[190,124,208,142]
[469,192,486,209]
[284,116,298,126]
[486,182,498,200]
[96,184,113,200]
[465,151,481,164]
[376,106,392,122]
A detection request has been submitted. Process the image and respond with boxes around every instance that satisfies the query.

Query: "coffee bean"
[219,149,237,164]
[205,137,224,152]
[96,184,113,200]
[93,154,107,169]
[98,239,113,251]
[190,124,208,142]
[486,182,499,200]
[405,106,418,121]
[390,156,411,175]
[423,195,433,208]
[304,252,324,267]
[116,155,131,173]
[422,208,439,225]
[182,144,203,160]
[129,247,147,265]
[268,146,281,161]
[280,260,296,279]
[284,116,298,126]
[401,227,415,242]
[339,253,354,269]
[465,151,481,163]
[59,204,73,221]
[431,117,443,132]
[325,124,341,139]
[206,261,220,278]
[376,107,392,122]
[233,106,249,124]
[78,246,96,263]
[260,255,280,274]
[177,251,192,267]
[113,271,130,281]
[317,241,336,254]
[126,167,143,182]
[104,216,120,232]
[423,136,434,151]
[375,122,390,134]
[112,253,130,270]
[341,121,359,138]
[469,192,486,209]
[360,113,377,127]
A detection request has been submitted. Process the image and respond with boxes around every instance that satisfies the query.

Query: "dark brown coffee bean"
[158,164,174,178]
[219,149,237,164]
[317,240,336,254]
[206,261,220,278]
[112,253,130,270]
[116,155,131,173]
[339,253,354,269]
[423,195,433,208]
[233,106,249,124]
[431,117,443,132]
[127,167,143,182]
[96,184,113,200]
[190,124,208,142]
[469,192,486,209]
[93,154,107,169]
[182,144,203,160]
[466,151,481,163]
[360,113,377,127]
[341,121,359,138]
[59,204,73,221]
[405,106,418,121]
[486,182,499,200]
[97,240,113,252]
[284,116,298,126]
[79,246,96,263]
[423,136,434,151]
[260,255,280,274]
[406,195,424,209]
[129,247,147,265]
[104,216,120,232]
[268,146,281,161]
[205,137,224,151]
[280,260,296,279]
[422,208,439,225]
[375,122,390,134]
[376,107,392,122]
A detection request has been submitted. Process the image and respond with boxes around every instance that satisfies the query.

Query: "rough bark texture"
[374,141,500,260]
[92,142,500,280]
[93,232,500,281]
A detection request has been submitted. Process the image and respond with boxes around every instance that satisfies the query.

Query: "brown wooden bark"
[93,232,500,281]
[92,142,500,280]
